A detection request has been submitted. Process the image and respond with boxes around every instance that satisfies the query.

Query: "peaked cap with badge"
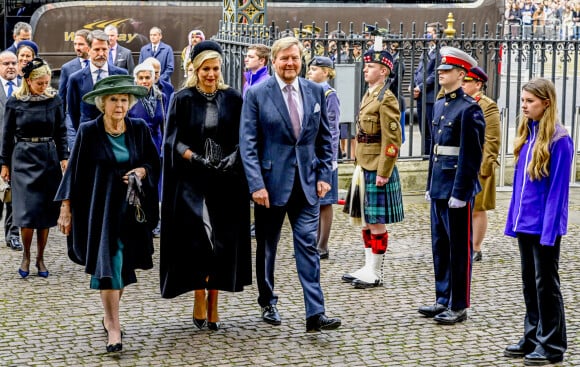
[437,46,477,71]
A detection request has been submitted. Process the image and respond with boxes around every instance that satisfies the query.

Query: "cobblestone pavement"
[1,190,579,367]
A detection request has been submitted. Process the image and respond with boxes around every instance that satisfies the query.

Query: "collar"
[89,63,109,73]
[274,73,299,93]
[444,87,465,101]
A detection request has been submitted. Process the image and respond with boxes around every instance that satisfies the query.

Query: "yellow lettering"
[118,34,127,42]
[64,31,76,42]
[126,33,137,43]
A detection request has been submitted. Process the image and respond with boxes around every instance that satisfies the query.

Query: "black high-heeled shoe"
[106,341,122,353]
[106,332,123,353]
[193,318,207,329]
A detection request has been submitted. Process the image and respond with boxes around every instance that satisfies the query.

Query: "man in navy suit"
[66,30,128,149]
[412,24,439,156]
[138,27,174,84]
[104,24,135,74]
[5,22,32,55]
[0,51,22,251]
[58,29,90,149]
[240,37,341,333]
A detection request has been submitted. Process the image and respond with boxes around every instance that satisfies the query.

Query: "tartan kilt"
[364,167,404,224]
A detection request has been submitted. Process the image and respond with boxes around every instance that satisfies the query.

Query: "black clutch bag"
[204,138,224,166]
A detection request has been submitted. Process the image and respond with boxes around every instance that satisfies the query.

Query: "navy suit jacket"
[66,65,128,132]
[240,76,333,206]
[112,45,135,74]
[138,41,174,83]
[58,58,84,109]
[413,48,438,103]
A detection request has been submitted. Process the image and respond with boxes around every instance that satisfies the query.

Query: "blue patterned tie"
[108,47,114,65]
[96,69,103,82]
[83,59,89,69]
[6,80,14,97]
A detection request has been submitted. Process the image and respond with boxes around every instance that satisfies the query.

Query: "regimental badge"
[450,93,456,99]
[373,52,381,62]
[441,56,447,64]
[385,144,398,157]
[389,121,398,131]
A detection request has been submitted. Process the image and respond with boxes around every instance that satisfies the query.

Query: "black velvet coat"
[55,116,160,279]
[160,87,251,298]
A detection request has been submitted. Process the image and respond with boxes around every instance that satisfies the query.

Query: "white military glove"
[332,160,338,171]
[425,191,431,202]
[448,197,467,208]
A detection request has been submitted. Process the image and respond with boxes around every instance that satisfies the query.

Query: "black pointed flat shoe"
[193,318,207,329]
[207,321,221,331]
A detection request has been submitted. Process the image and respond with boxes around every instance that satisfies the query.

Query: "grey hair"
[88,30,109,47]
[94,94,138,113]
[12,22,32,37]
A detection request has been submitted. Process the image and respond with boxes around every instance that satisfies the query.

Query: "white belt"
[433,144,459,156]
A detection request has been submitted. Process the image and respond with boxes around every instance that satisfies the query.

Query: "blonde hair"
[184,50,228,90]
[14,62,55,99]
[271,37,304,60]
[513,78,558,181]
[94,94,138,113]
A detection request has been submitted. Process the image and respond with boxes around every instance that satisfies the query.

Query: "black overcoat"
[55,116,160,279]
[160,87,251,298]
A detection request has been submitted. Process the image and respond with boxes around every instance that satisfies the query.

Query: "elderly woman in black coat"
[55,75,160,353]
[160,41,251,331]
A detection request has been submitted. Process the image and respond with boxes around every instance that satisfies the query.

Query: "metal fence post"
[499,107,509,187]
[572,106,580,185]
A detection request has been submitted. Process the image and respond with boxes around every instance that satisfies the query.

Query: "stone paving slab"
[0,190,578,366]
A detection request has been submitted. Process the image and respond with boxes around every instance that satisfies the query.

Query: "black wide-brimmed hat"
[82,75,148,105]
[190,40,223,63]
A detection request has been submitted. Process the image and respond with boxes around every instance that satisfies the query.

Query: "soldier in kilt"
[342,38,404,289]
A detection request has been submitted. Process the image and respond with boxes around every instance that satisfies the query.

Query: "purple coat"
[242,66,270,98]
[128,87,169,154]
[504,121,573,246]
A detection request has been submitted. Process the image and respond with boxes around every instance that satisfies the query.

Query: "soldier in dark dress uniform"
[342,38,404,289]
[418,47,485,324]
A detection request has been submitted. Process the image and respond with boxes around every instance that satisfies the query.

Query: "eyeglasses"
[1,61,17,66]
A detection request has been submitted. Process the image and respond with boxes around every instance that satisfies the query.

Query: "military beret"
[308,56,334,69]
[363,49,394,70]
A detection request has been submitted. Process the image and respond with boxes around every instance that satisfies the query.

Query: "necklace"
[105,121,126,137]
[196,85,217,98]
[107,131,124,138]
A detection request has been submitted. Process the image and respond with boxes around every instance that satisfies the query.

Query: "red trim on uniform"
[385,144,398,157]
[441,55,471,70]
[466,201,472,308]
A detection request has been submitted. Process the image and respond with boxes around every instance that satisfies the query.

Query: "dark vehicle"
[2,0,502,86]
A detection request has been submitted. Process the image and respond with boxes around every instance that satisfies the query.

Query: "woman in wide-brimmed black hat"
[55,75,160,354]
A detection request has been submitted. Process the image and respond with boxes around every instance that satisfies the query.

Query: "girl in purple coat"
[504,78,571,366]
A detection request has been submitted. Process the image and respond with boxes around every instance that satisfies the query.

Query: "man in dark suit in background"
[58,29,90,149]
[412,23,439,155]
[66,30,128,149]
[104,24,135,75]
[0,51,22,250]
[5,22,32,55]
[240,36,341,333]
[138,26,174,84]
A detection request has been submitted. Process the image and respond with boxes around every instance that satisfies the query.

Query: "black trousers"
[0,202,19,242]
[518,233,567,357]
